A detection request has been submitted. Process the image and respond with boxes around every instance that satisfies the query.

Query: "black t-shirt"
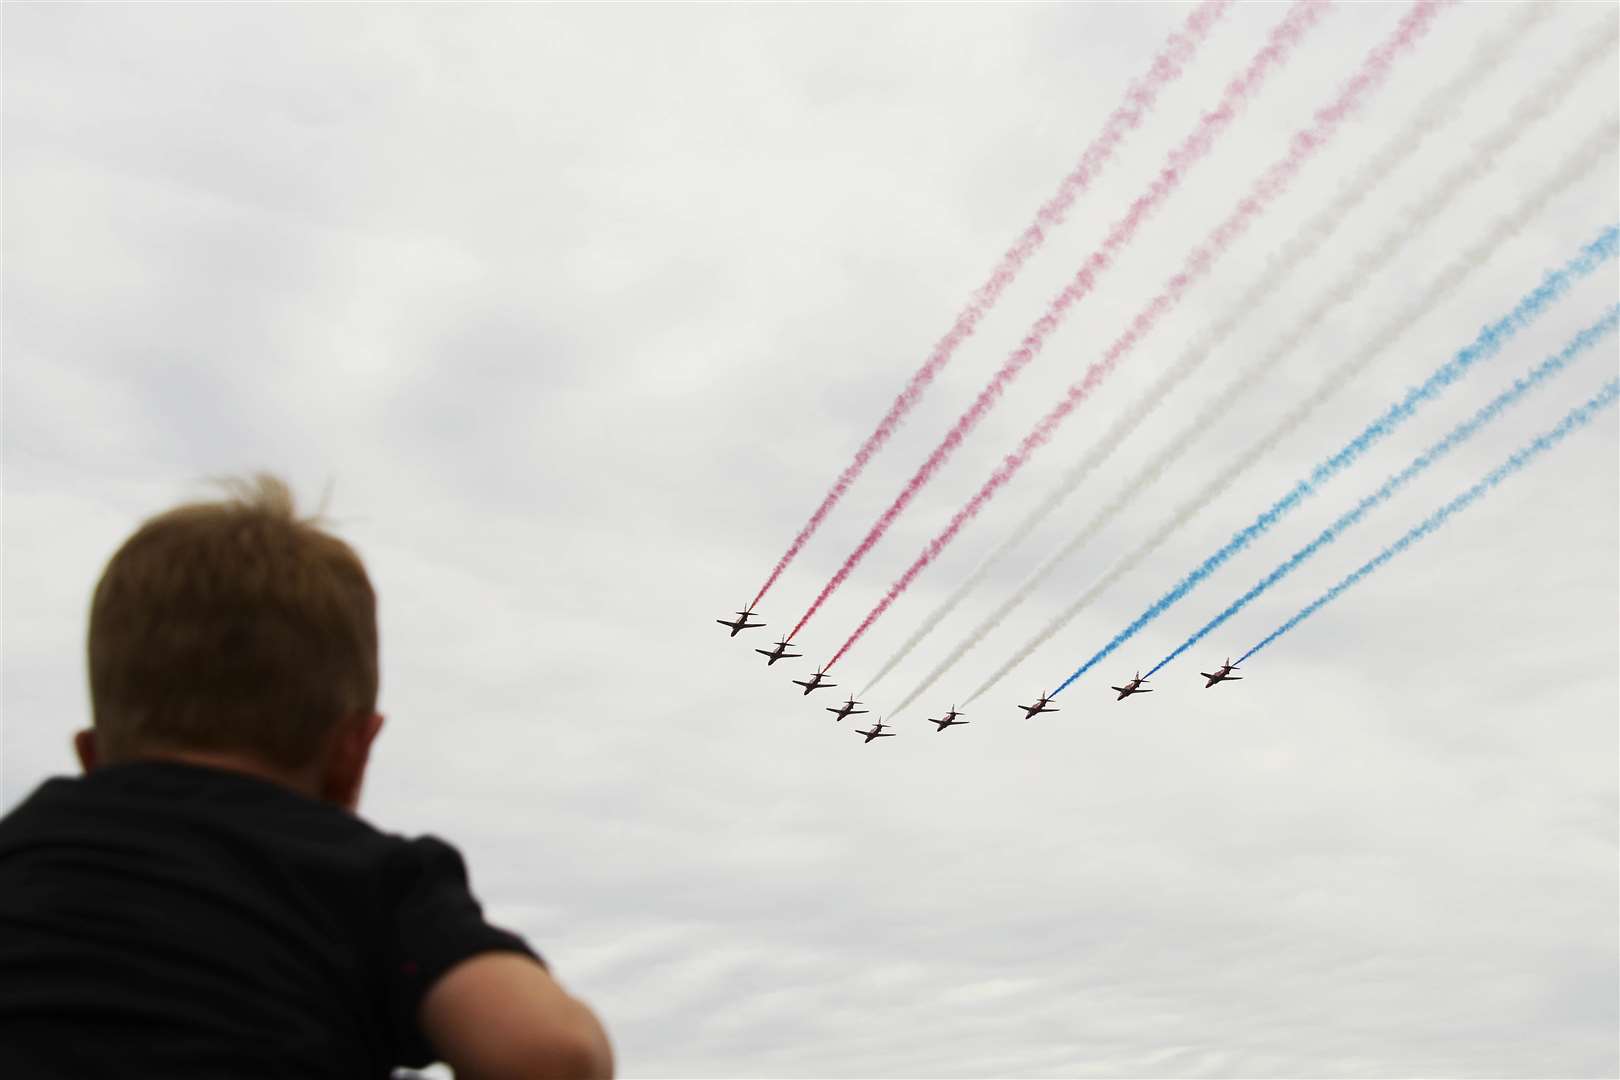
[0,761,540,1078]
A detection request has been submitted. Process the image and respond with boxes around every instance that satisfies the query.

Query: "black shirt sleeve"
[383,835,543,1066]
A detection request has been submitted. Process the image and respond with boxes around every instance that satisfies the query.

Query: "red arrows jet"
[856,720,897,744]
[755,639,801,666]
[826,697,868,721]
[1200,659,1242,688]
[716,609,765,637]
[1018,693,1059,718]
[792,669,836,695]
[927,707,968,732]
[1112,672,1153,701]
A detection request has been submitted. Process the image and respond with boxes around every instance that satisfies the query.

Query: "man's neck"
[140,748,324,799]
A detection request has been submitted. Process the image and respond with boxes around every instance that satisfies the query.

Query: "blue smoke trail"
[1052,223,1619,695]
[1241,378,1620,663]
[1149,306,1619,677]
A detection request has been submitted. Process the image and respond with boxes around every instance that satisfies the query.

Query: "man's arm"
[419,953,613,1080]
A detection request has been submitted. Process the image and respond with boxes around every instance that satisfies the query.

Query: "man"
[0,474,613,1078]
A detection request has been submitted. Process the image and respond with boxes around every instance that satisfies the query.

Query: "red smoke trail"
[822,0,1448,672]
[746,0,1232,612]
[789,0,1332,643]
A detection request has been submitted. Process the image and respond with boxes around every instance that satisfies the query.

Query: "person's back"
[0,475,612,1079]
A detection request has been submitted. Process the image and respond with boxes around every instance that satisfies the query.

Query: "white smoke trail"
[880,12,1611,714]
[959,111,1619,708]
[860,0,1552,702]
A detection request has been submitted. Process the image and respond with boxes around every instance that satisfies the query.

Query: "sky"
[3,2,1617,1077]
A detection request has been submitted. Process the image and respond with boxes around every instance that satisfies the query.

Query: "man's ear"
[320,711,384,812]
[73,729,99,774]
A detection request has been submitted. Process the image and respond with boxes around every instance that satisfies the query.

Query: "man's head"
[79,474,382,807]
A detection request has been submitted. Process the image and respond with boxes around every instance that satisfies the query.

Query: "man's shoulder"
[0,762,527,1075]
[0,761,413,872]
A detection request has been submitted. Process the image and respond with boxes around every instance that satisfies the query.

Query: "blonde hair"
[87,473,378,769]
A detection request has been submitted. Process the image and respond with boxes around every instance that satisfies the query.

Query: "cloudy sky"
[4,2,1617,1077]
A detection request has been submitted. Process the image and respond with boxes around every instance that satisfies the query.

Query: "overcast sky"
[4,3,1617,1077]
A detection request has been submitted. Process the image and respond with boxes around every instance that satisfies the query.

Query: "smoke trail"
[962,121,1618,706]
[784,0,1337,641]
[745,1,1234,610]
[1050,221,1620,695]
[814,0,1448,668]
[1242,378,1620,663]
[1151,306,1619,676]
[865,0,1565,703]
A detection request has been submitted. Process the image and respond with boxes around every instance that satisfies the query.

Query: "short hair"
[87,474,378,769]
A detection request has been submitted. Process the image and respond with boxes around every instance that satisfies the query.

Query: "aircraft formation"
[714,610,1236,744]
[709,4,1616,744]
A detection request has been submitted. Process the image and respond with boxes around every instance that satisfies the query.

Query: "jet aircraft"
[1112,672,1153,700]
[792,669,836,695]
[927,707,968,732]
[1200,659,1242,688]
[755,639,801,666]
[826,697,868,721]
[716,609,765,637]
[856,720,897,744]
[1018,693,1059,718]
